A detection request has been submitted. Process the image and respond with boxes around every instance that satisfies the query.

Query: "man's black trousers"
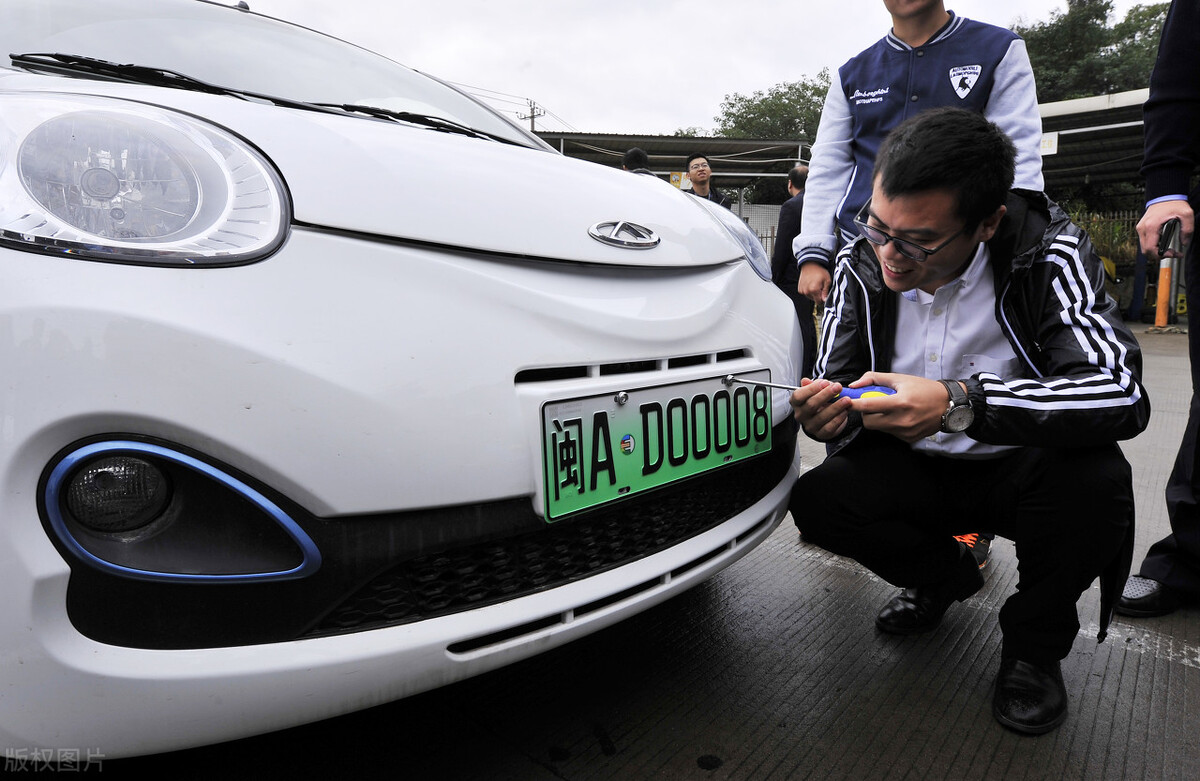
[1140,233,1200,595]
[791,431,1133,664]
[774,279,817,381]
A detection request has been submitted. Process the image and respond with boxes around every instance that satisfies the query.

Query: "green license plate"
[541,371,773,520]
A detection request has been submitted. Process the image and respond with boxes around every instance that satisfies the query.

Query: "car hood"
[264,108,742,266]
[2,73,743,267]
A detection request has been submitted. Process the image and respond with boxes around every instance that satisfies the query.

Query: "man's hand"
[852,373,953,443]
[789,378,852,441]
[798,262,832,304]
[1137,199,1194,260]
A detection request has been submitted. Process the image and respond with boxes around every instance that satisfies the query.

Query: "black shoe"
[875,542,985,635]
[1115,576,1182,617]
[875,587,951,634]
[992,658,1068,735]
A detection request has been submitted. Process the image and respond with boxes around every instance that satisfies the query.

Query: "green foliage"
[715,71,830,141]
[713,70,830,141]
[1106,3,1170,94]
[1013,0,1168,102]
[703,70,830,204]
[1016,1,1168,212]
[1070,211,1140,267]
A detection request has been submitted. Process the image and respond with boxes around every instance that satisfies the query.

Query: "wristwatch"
[938,379,974,433]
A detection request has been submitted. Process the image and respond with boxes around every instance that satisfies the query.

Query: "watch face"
[945,405,974,433]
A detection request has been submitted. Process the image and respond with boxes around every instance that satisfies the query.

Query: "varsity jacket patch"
[950,65,982,98]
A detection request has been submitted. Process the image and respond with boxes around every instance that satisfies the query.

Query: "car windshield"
[0,0,539,147]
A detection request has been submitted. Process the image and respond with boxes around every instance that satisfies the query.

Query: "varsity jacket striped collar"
[885,10,965,51]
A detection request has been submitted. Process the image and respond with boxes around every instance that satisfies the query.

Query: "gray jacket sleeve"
[794,71,851,270]
[984,39,1044,192]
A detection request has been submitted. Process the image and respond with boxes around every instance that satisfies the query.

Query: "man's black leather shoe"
[875,586,952,634]
[1115,575,1182,617]
[992,658,1067,735]
[875,541,985,634]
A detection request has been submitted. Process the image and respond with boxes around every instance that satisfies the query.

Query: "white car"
[0,0,802,759]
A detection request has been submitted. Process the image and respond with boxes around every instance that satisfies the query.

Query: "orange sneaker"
[954,533,991,571]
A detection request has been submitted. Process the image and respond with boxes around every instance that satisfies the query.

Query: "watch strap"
[939,379,967,407]
[938,379,973,433]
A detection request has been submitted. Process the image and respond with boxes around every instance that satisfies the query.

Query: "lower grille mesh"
[306,430,792,638]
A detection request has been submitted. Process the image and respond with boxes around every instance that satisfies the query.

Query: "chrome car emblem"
[588,221,660,249]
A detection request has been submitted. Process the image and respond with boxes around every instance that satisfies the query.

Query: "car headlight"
[688,195,773,281]
[0,92,288,266]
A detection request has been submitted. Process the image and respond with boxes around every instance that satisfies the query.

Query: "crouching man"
[789,107,1149,735]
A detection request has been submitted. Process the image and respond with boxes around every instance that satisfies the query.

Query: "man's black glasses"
[853,198,967,261]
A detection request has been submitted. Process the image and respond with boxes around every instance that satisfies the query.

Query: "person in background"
[772,164,816,378]
[1117,0,1200,618]
[623,147,653,175]
[683,153,732,209]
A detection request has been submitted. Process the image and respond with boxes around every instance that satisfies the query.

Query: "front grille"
[305,423,794,638]
[60,422,794,650]
[513,349,750,386]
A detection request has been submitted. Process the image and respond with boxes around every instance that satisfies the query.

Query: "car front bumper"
[0,225,802,756]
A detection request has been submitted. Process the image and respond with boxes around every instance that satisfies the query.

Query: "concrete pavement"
[116,329,1199,780]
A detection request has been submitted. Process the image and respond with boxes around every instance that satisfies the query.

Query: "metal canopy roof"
[1040,89,1147,192]
[537,89,1152,199]
[535,133,807,189]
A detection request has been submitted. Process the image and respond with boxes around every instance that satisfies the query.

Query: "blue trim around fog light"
[45,441,321,583]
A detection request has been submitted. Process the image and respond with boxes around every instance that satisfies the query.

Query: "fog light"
[44,440,320,582]
[65,456,171,533]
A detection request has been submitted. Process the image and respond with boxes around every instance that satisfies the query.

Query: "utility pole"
[518,99,545,132]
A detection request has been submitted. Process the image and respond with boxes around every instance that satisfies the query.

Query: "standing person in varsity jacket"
[790,108,1148,734]
[794,0,1044,600]
[796,0,1043,301]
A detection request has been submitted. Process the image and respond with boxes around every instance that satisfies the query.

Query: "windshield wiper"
[9,52,335,113]
[11,53,518,144]
[314,102,518,144]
